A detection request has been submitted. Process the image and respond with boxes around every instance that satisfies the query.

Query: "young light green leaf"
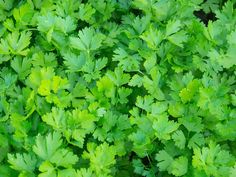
[38,161,56,177]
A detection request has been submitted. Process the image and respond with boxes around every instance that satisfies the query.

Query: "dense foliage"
[0,0,236,176]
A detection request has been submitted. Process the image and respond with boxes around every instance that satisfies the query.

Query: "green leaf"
[166,20,181,36]
[106,67,130,86]
[170,156,188,176]
[50,148,79,167]
[42,107,67,131]
[27,67,54,89]
[179,79,200,103]
[151,101,168,115]
[62,51,86,72]
[11,56,31,79]
[55,16,76,34]
[227,30,236,45]
[71,109,97,132]
[180,116,203,133]
[132,15,150,35]
[136,95,153,112]
[230,164,236,177]
[167,31,188,48]
[57,168,77,177]
[26,67,69,97]
[128,130,153,157]
[132,159,145,175]
[132,159,155,177]
[13,2,34,26]
[222,45,236,68]
[140,26,164,49]
[0,0,14,11]
[37,75,69,96]
[95,57,108,71]
[97,76,115,97]
[33,132,78,167]
[188,133,205,149]
[172,130,186,149]
[31,52,57,67]
[38,161,56,177]
[153,114,179,140]
[8,153,37,172]
[90,0,115,21]
[118,87,132,104]
[216,118,236,141]
[192,142,235,177]
[197,87,214,109]
[70,27,105,51]
[143,67,165,100]
[33,132,63,160]
[129,74,143,87]
[132,0,155,14]
[75,168,95,177]
[78,3,96,22]
[201,0,220,13]
[155,150,173,171]
[83,143,116,174]
[0,31,31,56]
[37,13,55,33]
[168,102,185,118]
[112,47,142,71]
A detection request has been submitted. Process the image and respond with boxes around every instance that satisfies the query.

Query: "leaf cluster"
[0,0,236,177]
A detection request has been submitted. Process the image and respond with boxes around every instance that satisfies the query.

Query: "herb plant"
[0,0,236,177]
